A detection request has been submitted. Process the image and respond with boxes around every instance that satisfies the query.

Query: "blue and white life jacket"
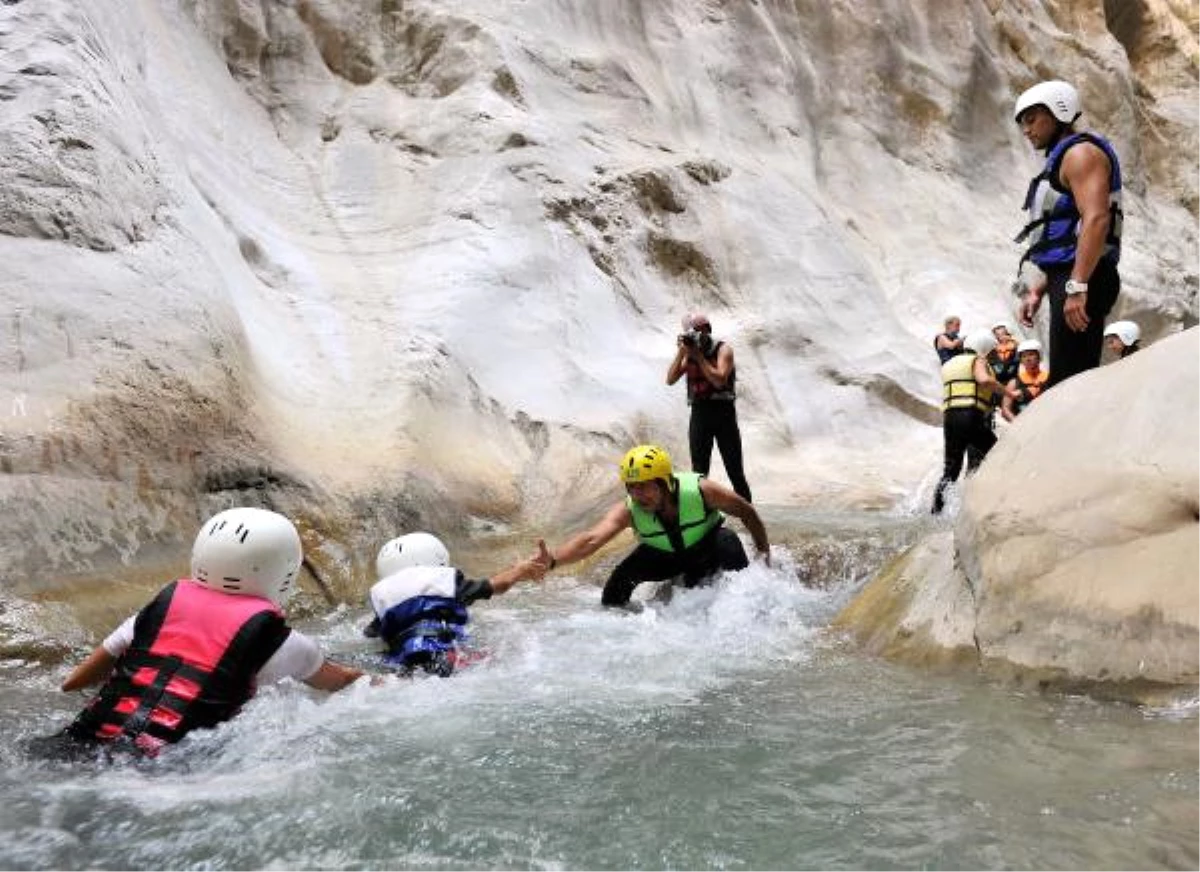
[369,566,469,669]
[1015,132,1122,269]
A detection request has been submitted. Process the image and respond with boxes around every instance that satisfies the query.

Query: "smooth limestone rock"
[0,0,1195,615]
[835,330,1199,704]
[830,529,979,670]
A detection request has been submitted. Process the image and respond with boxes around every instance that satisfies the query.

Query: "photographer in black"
[666,313,753,502]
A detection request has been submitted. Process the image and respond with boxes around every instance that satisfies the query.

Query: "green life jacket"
[626,472,723,553]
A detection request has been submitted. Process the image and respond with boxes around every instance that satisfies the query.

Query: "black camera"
[679,330,702,348]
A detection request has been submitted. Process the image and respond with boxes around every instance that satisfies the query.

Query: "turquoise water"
[1,519,1195,870]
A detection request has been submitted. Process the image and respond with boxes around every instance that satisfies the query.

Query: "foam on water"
[2,560,811,785]
[196,556,824,770]
[1,543,1195,871]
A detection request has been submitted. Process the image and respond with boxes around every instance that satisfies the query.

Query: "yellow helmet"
[619,444,673,485]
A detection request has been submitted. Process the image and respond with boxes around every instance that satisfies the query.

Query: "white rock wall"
[0,0,1195,591]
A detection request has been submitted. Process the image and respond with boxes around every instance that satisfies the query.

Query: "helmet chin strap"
[1044,121,1072,155]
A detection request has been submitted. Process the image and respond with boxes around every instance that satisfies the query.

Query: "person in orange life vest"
[934,315,965,364]
[1001,339,1050,422]
[988,321,1020,386]
[532,444,770,609]
[666,313,753,502]
[54,507,365,757]
[363,531,550,677]
[1103,320,1141,359]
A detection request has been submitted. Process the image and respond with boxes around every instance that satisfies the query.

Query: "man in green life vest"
[535,444,771,607]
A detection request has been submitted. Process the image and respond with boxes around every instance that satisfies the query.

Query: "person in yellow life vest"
[1001,339,1049,422]
[531,445,770,608]
[988,321,1020,386]
[932,331,1021,515]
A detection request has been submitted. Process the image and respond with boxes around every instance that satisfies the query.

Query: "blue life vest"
[369,567,469,671]
[934,332,962,364]
[1015,132,1122,269]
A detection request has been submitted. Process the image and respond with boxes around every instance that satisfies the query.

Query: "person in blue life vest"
[533,444,770,608]
[934,315,965,364]
[362,532,551,676]
[666,313,753,502]
[1001,339,1050,422]
[46,507,367,758]
[932,332,1022,515]
[1012,80,1123,388]
[1103,320,1142,359]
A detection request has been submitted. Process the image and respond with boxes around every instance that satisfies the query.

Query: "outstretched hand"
[528,538,555,580]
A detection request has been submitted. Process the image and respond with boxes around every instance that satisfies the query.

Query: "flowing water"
[0,512,1195,870]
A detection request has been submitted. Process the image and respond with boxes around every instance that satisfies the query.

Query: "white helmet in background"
[1016,339,1043,355]
[1014,80,1081,125]
[1104,320,1141,346]
[964,330,998,359]
[191,507,302,605]
[376,532,450,579]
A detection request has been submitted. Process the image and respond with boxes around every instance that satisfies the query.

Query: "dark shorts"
[600,526,750,606]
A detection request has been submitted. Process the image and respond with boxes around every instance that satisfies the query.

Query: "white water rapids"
[1,512,1195,870]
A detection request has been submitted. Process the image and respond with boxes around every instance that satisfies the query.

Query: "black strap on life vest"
[686,341,736,402]
[635,519,694,548]
[1013,133,1123,266]
[69,583,290,746]
[943,374,981,405]
[1015,199,1122,264]
[633,510,724,555]
[1016,373,1045,410]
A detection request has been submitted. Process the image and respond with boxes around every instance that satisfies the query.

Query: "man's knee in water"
[714,528,749,571]
[680,571,719,590]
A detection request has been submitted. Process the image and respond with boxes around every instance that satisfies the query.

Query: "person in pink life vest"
[49,507,365,758]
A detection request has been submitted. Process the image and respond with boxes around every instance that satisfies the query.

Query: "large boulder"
[834,329,1199,704]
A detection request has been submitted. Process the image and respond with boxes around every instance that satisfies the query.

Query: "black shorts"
[600,526,750,606]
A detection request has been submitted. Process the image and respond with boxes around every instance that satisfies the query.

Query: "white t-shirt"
[103,616,324,685]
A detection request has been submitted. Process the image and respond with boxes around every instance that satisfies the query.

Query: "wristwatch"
[1065,279,1088,296]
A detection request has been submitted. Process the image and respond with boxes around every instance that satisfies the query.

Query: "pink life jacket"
[67,580,290,754]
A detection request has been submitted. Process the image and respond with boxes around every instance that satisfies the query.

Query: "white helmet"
[964,330,997,358]
[375,532,450,579]
[1016,339,1043,355]
[1104,320,1141,346]
[191,508,302,605]
[1014,80,1081,125]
